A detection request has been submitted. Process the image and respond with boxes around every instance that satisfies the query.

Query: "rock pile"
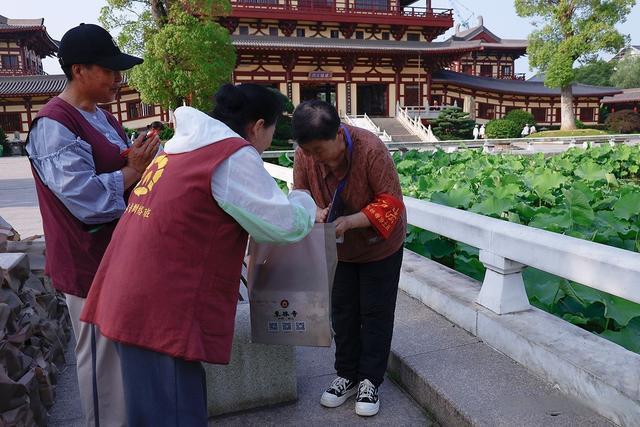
[0,217,70,426]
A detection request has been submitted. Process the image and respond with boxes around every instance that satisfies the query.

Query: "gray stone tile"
[392,293,480,359]
[402,342,613,426]
[210,373,432,426]
[295,345,336,379]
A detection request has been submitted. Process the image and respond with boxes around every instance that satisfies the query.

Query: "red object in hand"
[121,129,159,158]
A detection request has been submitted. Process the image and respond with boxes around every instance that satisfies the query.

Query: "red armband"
[361,193,404,239]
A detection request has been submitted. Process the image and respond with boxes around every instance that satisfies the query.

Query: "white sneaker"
[320,376,357,408]
[355,379,380,416]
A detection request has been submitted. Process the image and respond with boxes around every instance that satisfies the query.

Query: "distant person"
[479,124,486,139]
[292,100,407,417]
[473,124,479,140]
[521,123,530,137]
[25,23,158,426]
[81,84,316,426]
[529,124,537,135]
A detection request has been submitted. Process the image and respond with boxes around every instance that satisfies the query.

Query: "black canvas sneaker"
[355,379,379,416]
[320,376,357,408]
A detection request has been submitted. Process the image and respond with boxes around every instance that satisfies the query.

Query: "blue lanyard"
[327,125,353,223]
[335,125,353,195]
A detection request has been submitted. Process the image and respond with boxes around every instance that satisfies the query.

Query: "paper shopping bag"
[247,223,337,347]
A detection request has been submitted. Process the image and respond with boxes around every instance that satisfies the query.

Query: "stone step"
[370,117,423,142]
[389,290,614,426]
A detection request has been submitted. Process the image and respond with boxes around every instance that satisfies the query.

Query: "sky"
[5,0,640,76]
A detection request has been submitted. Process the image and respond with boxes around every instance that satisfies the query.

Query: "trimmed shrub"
[485,119,522,139]
[575,119,586,129]
[504,109,536,131]
[431,107,475,140]
[158,126,174,141]
[605,110,640,134]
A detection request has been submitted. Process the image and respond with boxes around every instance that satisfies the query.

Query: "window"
[479,65,493,77]
[530,107,547,123]
[503,106,519,117]
[407,33,420,42]
[239,26,249,35]
[0,113,21,132]
[381,31,390,40]
[501,64,512,78]
[477,102,495,120]
[404,85,420,106]
[127,102,155,119]
[355,31,364,39]
[1,55,19,69]
[354,0,389,11]
[579,107,595,122]
[296,28,305,37]
[330,30,339,38]
[461,64,473,75]
[449,97,463,108]
[269,27,279,36]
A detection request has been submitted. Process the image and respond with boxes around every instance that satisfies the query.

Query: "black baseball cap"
[58,23,143,70]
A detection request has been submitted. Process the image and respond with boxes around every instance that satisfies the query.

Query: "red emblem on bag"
[280,300,289,308]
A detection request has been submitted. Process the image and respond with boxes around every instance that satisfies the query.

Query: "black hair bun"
[215,84,246,114]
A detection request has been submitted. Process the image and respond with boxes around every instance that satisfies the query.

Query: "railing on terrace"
[263,163,640,315]
[497,72,527,81]
[230,0,453,19]
[403,103,457,120]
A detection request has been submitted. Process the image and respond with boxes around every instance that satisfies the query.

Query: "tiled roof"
[232,35,482,53]
[602,88,640,104]
[0,16,44,29]
[0,74,66,96]
[434,70,622,97]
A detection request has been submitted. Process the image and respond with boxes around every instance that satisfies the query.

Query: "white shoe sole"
[320,387,357,408]
[355,401,380,416]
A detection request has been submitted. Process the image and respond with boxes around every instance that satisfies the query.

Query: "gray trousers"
[65,293,126,427]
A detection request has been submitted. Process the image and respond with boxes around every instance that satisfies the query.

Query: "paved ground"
[0,157,42,237]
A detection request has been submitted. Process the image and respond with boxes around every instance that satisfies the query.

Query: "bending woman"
[292,100,406,417]
[80,84,316,426]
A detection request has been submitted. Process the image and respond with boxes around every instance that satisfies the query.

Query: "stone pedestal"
[204,302,297,417]
[477,250,529,314]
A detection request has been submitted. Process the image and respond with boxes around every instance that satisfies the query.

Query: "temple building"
[225,1,620,126]
[0,15,166,140]
[0,6,623,140]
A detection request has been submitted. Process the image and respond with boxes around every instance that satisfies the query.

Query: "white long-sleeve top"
[163,106,315,243]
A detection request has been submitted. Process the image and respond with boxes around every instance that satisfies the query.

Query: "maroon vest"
[28,96,128,298]
[81,138,250,364]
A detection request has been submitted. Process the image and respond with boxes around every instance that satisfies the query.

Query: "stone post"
[477,250,529,314]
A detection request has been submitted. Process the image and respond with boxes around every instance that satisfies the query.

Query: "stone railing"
[264,164,640,314]
[343,113,392,142]
[395,102,438,142]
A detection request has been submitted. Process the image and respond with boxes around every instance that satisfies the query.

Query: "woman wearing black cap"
[26,23,158,427]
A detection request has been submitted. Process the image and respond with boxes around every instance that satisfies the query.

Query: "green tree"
[515,0,635,131]
[573,59,616,87]
[611,56,640,88]
[504,109,536,131]
[100,0,236,111]
[430,107,475,140]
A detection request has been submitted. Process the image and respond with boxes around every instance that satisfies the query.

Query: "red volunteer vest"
[81,138,249,364]
[27,97,129,297]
